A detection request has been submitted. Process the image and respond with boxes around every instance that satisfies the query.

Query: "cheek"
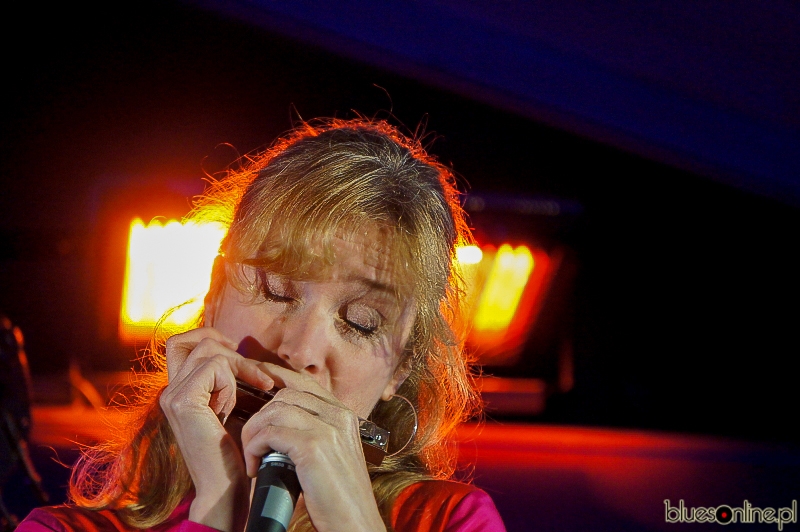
[210,288,277,347]
[212,310,251,346]
[334,346,398,417]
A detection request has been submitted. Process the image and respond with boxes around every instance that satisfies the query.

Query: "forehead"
[251,223,410,294]
[325,230,395,283]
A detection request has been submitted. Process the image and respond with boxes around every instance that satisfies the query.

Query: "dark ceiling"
[190,0,800,205]
[1,0,797,443]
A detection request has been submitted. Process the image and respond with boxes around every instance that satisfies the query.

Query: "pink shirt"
[444,489,506,532]
[18,481,505,532]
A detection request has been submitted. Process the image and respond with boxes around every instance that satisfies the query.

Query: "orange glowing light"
[119,218,227,342]
[459,243,553,363]
[473,244,534,332]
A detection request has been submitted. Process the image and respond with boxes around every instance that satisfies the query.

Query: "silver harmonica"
[229,379,391,465]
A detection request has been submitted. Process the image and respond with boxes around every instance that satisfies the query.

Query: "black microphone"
[245,452,301,532]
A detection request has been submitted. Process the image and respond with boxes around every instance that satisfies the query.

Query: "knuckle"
[208,353,231,370]
[159,387,186,415]
[165,334,180,351]
[262,398,287,418]
[240,420,255,442]
[158,389,170,410]
[195,336,218,351]
[165,395,182,414]
[243,417,271,440]
[272,388,293,401]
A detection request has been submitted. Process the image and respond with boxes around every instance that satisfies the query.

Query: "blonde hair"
[70,119,480,529]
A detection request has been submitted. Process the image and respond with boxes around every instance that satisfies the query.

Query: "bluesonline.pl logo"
[665,499,797,530]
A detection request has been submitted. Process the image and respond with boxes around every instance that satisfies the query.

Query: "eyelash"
[256,270,294,303]
[340,314,380,338]
[255,269,383,340]
[335,319,382,344]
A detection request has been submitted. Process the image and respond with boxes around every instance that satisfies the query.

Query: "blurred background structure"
[1,1,798,530]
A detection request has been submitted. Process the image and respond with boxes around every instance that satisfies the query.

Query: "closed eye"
[256,270,295,303]
[340,303,382,338]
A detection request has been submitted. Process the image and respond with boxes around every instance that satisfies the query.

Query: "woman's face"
[209,229,415,418]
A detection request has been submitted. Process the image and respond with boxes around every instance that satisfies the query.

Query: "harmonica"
[229,379,391,465]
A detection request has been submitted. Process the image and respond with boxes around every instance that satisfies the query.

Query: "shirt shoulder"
[392,480,506,532]
[16,508,68,532]
[444,488,506,532]
[16,499,216,532]
[16,505,129,532]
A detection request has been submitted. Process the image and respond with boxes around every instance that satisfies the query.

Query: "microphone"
[245,452,301,532]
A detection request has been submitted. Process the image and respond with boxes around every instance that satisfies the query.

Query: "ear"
[381,357,412,401]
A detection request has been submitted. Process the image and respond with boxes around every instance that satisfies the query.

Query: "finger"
[165,327,238,379]
[259,363,346,410]
[177,353,240,417]
[163,347,276,432]
[269,388,345,421]
[171,337,275,393]
[199,354,277,416]
[240,402,331,476]
[240,390,360,476]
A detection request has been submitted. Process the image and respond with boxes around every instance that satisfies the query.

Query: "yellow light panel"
[456,245,483,264]
[472,244,534,332]
[119,218,226,342]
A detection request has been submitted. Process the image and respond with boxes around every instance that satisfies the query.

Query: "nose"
[275,307,332,375]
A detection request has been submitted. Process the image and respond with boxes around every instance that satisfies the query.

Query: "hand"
[159,327,274,532]
[240,364,387,532]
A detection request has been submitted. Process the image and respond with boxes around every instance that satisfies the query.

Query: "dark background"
[1,0,798,446]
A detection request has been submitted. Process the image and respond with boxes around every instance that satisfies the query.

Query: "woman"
[20,119,505,531]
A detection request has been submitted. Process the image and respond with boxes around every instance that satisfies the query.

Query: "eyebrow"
[349,275,398,298]
[238,257,406,301]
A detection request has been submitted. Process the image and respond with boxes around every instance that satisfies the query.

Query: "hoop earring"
[384,394,418,457]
